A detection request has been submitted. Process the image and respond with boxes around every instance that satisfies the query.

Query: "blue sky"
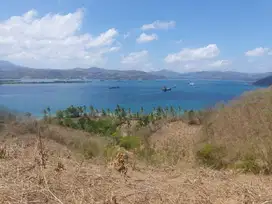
[0,0,271,73]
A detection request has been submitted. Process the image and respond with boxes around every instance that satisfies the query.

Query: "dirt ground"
[1,121,272,204]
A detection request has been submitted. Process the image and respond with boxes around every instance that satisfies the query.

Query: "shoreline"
[0,80,93,85]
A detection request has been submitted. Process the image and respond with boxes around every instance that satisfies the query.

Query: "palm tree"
[152,107,156,115]
[107,108,111,116]
[46,106,51,119]
[156,106,162,119]
[78,106,84,116]
[149,112,154,124]
[83,105,87,115]
[140,107,144,116]
[115,104,121,117]
[170,106,175,117]
[89,105,94,117]
[178,106,182,117]
[164,107,169,118]
[101,108,106,116]
[128,108,131,118]
[95,109,99,117]
[42,109,48,121]
[25,112,31,118]
[136,111,139,119]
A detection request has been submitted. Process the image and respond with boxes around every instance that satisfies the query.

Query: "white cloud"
[0,9,119,68]
[120,50,155,71]
[121,50,148,64]
[87,28,118,47]
[209,60,231,67]
[136,33,158,43]
[141,20,176,30]
[245,47,270,57]
[165,44,220,63]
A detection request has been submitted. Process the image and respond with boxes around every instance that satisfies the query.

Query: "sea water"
[0,79,259,116]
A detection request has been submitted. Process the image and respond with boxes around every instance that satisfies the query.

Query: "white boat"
[189,82,195,86]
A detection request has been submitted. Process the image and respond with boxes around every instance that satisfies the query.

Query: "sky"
[0,0,271,73]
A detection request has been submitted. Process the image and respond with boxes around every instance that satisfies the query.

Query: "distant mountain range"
[253,75,272,86]
[0,61,164,80]
[0,60,271,82]
[151,69,272,82]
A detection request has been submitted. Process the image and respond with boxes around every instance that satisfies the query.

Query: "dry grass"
[0,122,272,204]
[2,87,272,203]
[1,128,272,203]
[196,86,272,173]
[143,121,200,167]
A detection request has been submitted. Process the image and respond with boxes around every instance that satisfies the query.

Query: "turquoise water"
[0,80,259,116]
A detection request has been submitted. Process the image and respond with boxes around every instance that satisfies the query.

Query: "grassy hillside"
[1,87,272,203]
[196,86,272,173]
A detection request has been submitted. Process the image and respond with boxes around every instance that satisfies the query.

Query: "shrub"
[234,154,261,174]
[136,144,159,166]
[119,136,140,150]
[84,118,118,136]
[103,145,120,162]
[0,146,7,159]
[81,140,101,159]
[63,118,79,129]
[196,143,226,169]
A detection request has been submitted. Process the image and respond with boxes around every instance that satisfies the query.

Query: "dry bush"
[196,86,272,173]
[0,146,7,159]
[180,109,214,126]
[42,125,107,159]
[137,121,199,167]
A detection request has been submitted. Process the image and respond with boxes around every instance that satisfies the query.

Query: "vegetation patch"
[196,143,226,169]
[119,136,141,150]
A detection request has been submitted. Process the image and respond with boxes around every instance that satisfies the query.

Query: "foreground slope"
[1,86,272,203]
[1,119,272,204]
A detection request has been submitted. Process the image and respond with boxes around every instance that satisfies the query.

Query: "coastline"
[0,80,93,85]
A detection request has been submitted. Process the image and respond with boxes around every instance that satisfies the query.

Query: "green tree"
[47,107,51,121]
[170,106,175,117]
[78,106,84,116]
[101,108,106,116]
[178,106,182,116]
[83,105,87,115]
[128,108,131,118]
[42,109,48,120]
[66,105,80,118]
[106,108,111,116]
[25,112,31,118]
[89,105,95,117]
[140,106,144,115]
[56,110,64,119]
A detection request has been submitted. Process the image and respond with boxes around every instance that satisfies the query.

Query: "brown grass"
[2,87,272,203]
[1,126,272,203]
[196,86,272,173]
[0,123,272,204]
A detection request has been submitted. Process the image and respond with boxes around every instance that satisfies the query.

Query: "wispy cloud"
[141,20,176,30]
[136,33,158,43]
[165,44,220,63]
[245,47,270,57]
